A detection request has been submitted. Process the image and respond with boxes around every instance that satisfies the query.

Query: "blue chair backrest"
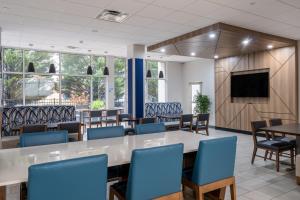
[192,136,237,185]
[126,143,183,200]
[87,126,124,140]
[20,131,68,147]
[135,123,166,135]
[28,154,108,200]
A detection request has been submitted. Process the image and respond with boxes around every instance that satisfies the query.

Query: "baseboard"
[214,126,265,137]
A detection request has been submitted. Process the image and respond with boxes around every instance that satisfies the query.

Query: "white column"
[298,41,300,123]
[106,55,115,109]
[127,44,146,117]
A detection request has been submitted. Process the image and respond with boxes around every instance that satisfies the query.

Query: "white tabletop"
[0,131,216,187]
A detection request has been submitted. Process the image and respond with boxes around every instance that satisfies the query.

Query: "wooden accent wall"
[215,47,298,131]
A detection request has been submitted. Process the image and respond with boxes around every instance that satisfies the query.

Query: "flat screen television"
[231,72,269,97]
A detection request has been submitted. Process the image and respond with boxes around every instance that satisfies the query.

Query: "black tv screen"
[231,72,269,97]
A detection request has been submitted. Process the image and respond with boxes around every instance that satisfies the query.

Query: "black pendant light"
[146,69,152,78]
[159,71,164,79]
[49,64,56,73]
[87,65,93,75]
[103,66,109,76]
[27,62,35,72]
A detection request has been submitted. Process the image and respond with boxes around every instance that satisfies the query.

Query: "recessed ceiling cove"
[147,23,297,59]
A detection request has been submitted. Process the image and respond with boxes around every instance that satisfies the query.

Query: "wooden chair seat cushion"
[257,140,294,150]
[273,136,296,145]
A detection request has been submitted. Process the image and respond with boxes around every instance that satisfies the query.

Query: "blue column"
[135,58,144,118]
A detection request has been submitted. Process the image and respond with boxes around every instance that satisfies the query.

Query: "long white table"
[0,131,216,198]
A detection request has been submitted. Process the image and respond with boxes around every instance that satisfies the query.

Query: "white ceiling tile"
[152,0,196,10]
[136,5,174,19]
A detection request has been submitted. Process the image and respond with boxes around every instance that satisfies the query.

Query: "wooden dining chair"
[109,144,184,200]
[182,137,237,200]
[86,110,103,128]
[192,114,209,135]
[58,122,81,141]
[139,117,156,124]
[20,124,47,134]
[102,110,118,126]
[251,121,295,172]
[179,114,193,132]
[27,155,108,200]
[268,118,296,160]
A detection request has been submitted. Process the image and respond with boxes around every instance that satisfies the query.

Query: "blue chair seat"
[257,140,294,150]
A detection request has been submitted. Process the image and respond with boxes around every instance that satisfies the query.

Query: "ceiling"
[0,0,299,59]
[148,23,296,59]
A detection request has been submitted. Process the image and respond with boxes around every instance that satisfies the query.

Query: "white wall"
[166,61,184,103]
[182,59,215,125]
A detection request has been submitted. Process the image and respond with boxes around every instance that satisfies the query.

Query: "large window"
[191,82,202,114]
[1,48,124,108]
[146,61,166,103]
[114,58,126,108]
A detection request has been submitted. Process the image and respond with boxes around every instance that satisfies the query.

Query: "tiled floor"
[4,128,300,200]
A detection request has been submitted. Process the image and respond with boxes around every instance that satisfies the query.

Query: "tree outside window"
[146,61,166,103]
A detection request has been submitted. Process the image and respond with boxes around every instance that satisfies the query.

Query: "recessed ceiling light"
[29,43,34,47]
[88,50,92,52]
[214,55,219,59]
[160,48,166,53]
[242,38,251,46]
[160,56,163,59]
[209,33,216,39]
[79,40,84,44]
[267,44,273,49]
[104,51,108,54]
[191,52,196,56]
[92,29,98,33]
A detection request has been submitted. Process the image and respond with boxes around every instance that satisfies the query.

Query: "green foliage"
[146,61,159,102]
[91,100,105,110]
[194,93,211,114]
[114,58,126,106]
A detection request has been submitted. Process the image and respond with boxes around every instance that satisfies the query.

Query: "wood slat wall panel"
[215,47,297,131]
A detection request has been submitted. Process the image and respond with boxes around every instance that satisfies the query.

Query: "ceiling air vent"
[96,9,129,23]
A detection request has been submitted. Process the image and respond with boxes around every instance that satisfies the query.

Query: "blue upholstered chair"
[135,123,166,135]
[87,126,125,140]
[109,143,184,200]
[19,131,68,147]
[182,137,237,200]
[27,154,108,200]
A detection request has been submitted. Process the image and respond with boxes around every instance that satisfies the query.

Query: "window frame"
[1,47,113,107]
[145,60,167,103]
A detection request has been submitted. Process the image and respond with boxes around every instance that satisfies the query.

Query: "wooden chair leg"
[251,147,257,164]
[0,186,6,200]
[109,188,114,200]
[290,149,295,168]
[297,176,300,185]
[269,151,273,160]
[276,151,280,172]
[195,187,205,200]
[230,181,237,200]
[206,128,209,136]
[219,187,226,200]
[264,150,268,161]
